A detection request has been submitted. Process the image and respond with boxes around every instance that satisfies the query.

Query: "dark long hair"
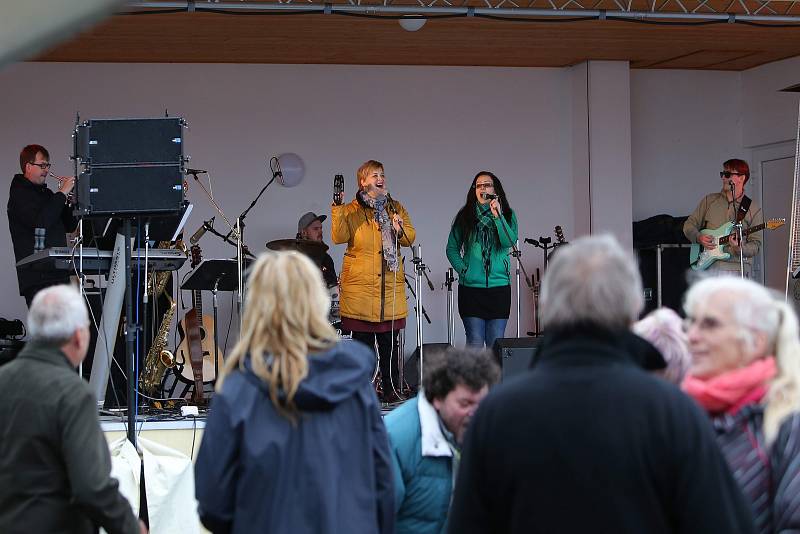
[451,171,514,250]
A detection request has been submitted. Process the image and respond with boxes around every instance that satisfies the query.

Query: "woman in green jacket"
[446,171,518,348]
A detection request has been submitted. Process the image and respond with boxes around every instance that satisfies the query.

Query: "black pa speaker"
[75,165,184,217]
[492,337,540,380]
[636,244,691,316]
[404,343,451,390]
[76,118,184,166]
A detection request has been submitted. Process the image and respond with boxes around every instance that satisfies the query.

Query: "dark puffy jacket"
[195,339,395,534]
[711,404,800,534]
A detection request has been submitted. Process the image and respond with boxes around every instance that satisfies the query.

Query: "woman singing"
[446,171,518,348]
[332,160,416,403]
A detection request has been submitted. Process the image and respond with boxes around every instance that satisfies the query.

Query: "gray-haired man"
[0,285,145,534]
[448,234,755,534]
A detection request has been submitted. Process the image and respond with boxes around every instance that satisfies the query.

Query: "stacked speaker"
[74,118,186,217]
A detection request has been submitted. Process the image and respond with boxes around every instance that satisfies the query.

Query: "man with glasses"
[7,144,77,306]
[683,158,764,276]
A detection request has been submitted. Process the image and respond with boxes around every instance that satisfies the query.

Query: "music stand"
[182,259,242,380]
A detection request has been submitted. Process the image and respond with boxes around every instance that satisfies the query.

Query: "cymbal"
[265,238,328,262]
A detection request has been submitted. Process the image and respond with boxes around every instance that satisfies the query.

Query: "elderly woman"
[633,307,691,385]
[682,276,800,533]
[194,251,394,534]
[332,159,416,403]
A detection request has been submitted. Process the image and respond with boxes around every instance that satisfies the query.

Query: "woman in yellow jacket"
[332,160,416,403]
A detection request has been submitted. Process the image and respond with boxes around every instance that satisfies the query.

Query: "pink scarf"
[682,357,776,415]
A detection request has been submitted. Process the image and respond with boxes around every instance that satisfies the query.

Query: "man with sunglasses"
[683,158,763,276]
[7,144,77,307]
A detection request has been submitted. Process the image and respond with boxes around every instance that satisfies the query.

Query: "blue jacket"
[195,339,395,534]
[385,394,453,534]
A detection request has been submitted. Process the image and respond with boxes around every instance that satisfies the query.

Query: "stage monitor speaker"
[404,343,451,390]
[492,337,540,380]
[76,118,184,166]
[75,165,184,217]
[636,244,690,316]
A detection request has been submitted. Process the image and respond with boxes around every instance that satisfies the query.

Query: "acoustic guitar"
[176,245,224,401]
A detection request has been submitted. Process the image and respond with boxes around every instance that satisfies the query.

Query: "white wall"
[742,56,800,148]
[0,62,573,346]
[630,69,743,221]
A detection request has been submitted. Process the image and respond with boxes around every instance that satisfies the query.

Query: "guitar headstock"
[767,218,786,230]
[554,225,567,245]
[333,174,344,205]
[190,244,203,269]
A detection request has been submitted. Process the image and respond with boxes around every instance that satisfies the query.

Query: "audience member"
[385,348,500,534]
[194,251,394,534]
[448,234,755,534]
[683,277,800,533]
[633,307,691,384]
[0,284,144,534]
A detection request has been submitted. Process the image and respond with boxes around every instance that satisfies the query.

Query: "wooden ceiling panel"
[32,11,800,70]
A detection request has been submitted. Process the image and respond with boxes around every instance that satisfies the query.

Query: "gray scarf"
[358,190,400,272]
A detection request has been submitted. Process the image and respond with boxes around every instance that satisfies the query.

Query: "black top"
[0,341,139,534]
[320,252,338,288]
[7,174,77,297]
[448,325,756,534]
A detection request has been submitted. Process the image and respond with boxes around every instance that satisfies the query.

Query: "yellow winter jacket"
[331,196,416,323]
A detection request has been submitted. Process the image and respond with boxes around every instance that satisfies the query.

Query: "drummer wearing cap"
[297,211,338,288]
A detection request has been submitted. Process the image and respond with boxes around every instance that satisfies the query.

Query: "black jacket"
[0,341,139,534]
[448,325,756,534]
[195,339,395,534]
[7,174,77,297]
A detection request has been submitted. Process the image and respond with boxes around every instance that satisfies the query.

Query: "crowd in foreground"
[0,234,799,534]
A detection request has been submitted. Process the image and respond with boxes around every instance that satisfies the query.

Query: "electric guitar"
[176,245,224,401]
[689,218,785,270]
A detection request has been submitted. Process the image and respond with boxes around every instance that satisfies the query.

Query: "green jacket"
[446,210,518,288]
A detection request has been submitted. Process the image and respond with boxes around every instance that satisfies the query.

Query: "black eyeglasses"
[720,170,745,179]
[29,162,51,170]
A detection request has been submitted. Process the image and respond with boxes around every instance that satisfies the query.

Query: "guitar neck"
[719,222,765,245]
[192,290,203,316]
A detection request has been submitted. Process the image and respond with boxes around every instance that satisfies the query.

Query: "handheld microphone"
[190,216,215,244]
[185,168,208,175]
[482,192,498,200]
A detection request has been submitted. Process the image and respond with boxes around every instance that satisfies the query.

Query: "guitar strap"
[736,195,751,223]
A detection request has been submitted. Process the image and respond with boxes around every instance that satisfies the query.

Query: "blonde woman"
[194,251,394,534]
[332,159,416,403]
[683,276,800,533]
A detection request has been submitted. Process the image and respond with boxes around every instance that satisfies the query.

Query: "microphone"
[482,192,498,200]
[190,216,215,245]
[185,168,208,175]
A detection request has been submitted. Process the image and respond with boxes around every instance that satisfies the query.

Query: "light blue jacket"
[385,394,453,534]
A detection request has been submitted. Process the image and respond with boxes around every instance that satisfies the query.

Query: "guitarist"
[683,158,764,276]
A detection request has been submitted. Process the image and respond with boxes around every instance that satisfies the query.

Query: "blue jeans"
[462,317,508,349]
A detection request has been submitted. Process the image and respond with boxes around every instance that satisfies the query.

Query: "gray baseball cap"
[298,212,327,233]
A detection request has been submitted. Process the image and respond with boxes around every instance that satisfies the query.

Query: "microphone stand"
[410,245,432,387]
[490,196,532,338]
[729,179,746,279]
[443,268,455,345]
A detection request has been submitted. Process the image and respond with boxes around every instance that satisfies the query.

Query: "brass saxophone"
[140,241,185,397]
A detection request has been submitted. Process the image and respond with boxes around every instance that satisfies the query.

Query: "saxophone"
[140,241,185,398]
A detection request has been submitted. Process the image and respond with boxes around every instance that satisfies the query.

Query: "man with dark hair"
[0,285,145,534]
[7,144,77,306]
[385,348,500,534]
[296,211,338,288]
[683,158,764,276]
[448,235,756,534]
